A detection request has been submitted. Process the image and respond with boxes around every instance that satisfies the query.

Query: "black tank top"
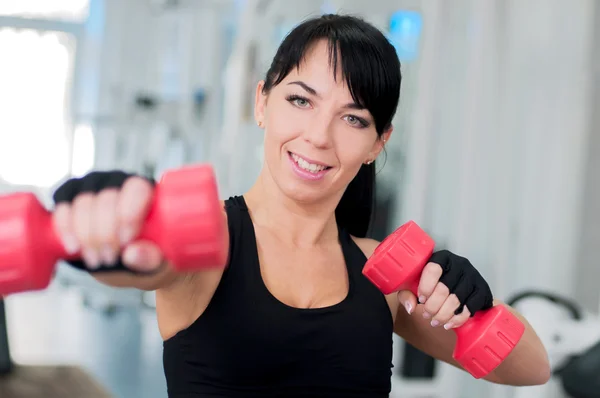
[163,196,394,397]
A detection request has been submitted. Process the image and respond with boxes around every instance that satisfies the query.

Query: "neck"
[244,168,342,248]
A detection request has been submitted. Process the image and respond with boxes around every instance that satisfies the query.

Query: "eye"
[286,95,311,108]
[344,115,369,128]
[294,98,309,107]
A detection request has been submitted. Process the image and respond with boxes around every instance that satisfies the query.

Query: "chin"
[280,182,326,204]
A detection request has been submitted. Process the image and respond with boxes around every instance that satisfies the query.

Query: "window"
[388,10,423,62]
[0,28,75,187]
[71,124,95,177]
[0,0,89,23]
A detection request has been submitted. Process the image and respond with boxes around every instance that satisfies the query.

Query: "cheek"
[264,103,303,146]
[334,133,373,168]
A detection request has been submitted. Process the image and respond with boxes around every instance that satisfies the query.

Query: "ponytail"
[335,162,376,238]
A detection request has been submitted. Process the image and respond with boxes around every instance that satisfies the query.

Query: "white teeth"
[291,153,327,173]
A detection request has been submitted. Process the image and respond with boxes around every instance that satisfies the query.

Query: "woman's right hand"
[52,171,164,273]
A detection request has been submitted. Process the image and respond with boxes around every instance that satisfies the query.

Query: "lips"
[287,151,332,181]
[288,152,332,172]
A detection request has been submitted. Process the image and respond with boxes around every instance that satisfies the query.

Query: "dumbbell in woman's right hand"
[52,171,165,273]
[0,164,228,296]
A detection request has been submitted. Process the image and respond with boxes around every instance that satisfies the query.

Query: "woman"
[52,14,550,397]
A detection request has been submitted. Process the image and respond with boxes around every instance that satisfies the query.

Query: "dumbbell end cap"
[453,305,526,378]
[0,192,56,296]
[151,164,228,271]
[363,221,434,295]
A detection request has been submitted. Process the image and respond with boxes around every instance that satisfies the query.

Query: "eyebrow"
[287,81,365,110]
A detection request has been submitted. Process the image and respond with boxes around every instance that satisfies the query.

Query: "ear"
[254,80,267,127]
[367,125,393,162]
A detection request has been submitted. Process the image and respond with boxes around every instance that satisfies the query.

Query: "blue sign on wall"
[388,10,423,62]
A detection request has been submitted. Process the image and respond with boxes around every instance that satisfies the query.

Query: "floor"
[1,365,113,398]
[3,265,166,398]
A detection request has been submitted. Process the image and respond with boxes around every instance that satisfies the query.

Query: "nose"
[303,113,333,149]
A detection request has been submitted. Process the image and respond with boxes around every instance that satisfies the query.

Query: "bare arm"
[354,237,550,386]
[91,265,180,291]
[92,204,230,340]
[92,202,229,292]
[394,298,550,385]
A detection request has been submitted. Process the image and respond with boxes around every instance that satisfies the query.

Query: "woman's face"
[255,40,391,204]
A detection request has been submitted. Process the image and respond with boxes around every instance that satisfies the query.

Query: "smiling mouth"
[288,152,332,174]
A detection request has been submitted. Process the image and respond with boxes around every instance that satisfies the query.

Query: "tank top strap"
[336,227,368,274]
[336,228,390,314]
[220,195,261,283]
[224,195,248,211]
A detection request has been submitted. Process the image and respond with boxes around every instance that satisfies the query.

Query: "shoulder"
[349,236,380,258]
[350,235,401,320]
[155,199,230,340]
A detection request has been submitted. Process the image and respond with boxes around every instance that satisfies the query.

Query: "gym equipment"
[362,221,526,379]
[0,164,227,296]
[509,291,600,398]
[0,299,12,375]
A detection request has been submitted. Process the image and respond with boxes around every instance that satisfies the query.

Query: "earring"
[257,121,263,128]
[365,159,373,165]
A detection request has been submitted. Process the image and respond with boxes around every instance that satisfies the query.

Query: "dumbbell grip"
[392,264,483,338]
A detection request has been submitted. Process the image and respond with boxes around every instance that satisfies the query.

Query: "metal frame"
[0,299,11,374]
[0,15,82,34]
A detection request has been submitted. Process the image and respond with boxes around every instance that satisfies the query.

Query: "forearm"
[483,299,551,385]
[395,299,550,386]
[92,263,179,291]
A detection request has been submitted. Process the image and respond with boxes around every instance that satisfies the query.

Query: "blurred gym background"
[0,0,599,397]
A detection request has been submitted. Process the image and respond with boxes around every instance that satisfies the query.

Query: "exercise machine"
[508,291,600,398]
[0,299,12,375]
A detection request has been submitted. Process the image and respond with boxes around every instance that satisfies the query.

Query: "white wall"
[73,0,233,177]
[395,1,597,397]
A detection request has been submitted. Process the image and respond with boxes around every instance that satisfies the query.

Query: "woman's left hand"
[397,250,494,330]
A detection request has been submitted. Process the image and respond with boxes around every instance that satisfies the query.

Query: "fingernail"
[120,227,135,245]
[422,312,431,319]
[62,234,79,254]
[444,323,454,330]
[419,295,426,304]
[101,245,117,265]
[82,249,100,269]
[122,246,138,265]
[430,320,439,327]
[404,302,412,314]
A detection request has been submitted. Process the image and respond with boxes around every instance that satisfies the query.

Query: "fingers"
[429,292,463,328]
[51,175,157,271]
[397,290,418,315]
[122,241,164,272]
[443,305,471,329]
[71,193,99,268]
[422,282,449,320]
[117,177,155,245]
[419,282,471,329]
[417,261,472,329]
[93,189,120,265]
[53,203,79,254]
[417,262,443,303]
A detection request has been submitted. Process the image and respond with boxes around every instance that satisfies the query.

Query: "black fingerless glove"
[53,170,155,274]
[428,250,494,317]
